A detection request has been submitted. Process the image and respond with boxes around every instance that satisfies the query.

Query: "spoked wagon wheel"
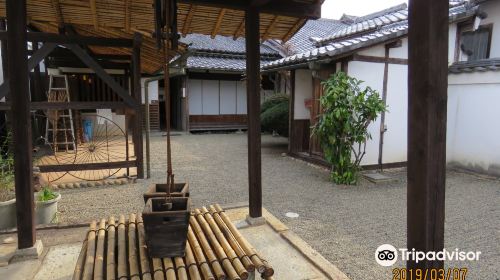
[32,113,77,183]
[69,115,127,181]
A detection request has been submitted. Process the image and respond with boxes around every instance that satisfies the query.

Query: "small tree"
[312,72,386,185]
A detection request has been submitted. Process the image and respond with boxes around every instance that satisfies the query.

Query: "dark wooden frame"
[454,21,493,62]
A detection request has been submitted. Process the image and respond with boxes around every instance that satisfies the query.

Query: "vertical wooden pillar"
[0,19,8,155]
[6,0,36,249]
[131,33,144,179]
[245,7,262,218]
[407,0,448,269]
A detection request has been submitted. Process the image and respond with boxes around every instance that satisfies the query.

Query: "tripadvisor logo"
[375,244,482,267]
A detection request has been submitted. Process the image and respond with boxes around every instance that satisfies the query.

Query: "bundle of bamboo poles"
[73,204,275,280]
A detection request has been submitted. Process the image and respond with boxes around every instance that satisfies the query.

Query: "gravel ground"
[58,132,500,280]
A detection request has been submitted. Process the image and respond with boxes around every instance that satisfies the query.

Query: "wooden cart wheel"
[69,115,127,181]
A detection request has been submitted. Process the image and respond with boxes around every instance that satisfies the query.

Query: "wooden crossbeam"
[212,8,226,39]
[90,0,99,30]
[0,102,130,111]
[38,161,136,173]
[234,19,245,40]
[262,15,279,40]
[177,0,321,19]
[65,43,137,108]
[0,31,134,47]
[182,4,195,37]
[124,0,131,32]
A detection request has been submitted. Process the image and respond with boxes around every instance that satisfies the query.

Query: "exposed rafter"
[177,0,321,19]
[262,15,279,40]
[182,4,195,37]
[124,0,131,32]
[50,0,64,26]
[234,19,245,40]
[212,8,226,39]
[282,18,305,42]
[89,0,99,30]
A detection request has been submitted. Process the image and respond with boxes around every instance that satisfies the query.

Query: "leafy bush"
[0,132,14,202]
[0,173,14,202]
[261,94,289,137]
[312,72,386,185]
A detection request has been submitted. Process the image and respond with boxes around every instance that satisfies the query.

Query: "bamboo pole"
[257,254,274,278]
[200,207,248,279]
[174,257,188,280]
[208,206,254,272]
[189,220,226,280]
[214,204,266,273]
[185,240,202,280]
[137,214,152,280]
[72,239,88,280]
[151,258,165,280]
[82,221,96,280]
[106,217,116,280]
[162,258,176,280]
[94,219,106,280]
[193,209,241,280]
[187,227,217,280]
[117,215,128,279]
[128,214,140,280]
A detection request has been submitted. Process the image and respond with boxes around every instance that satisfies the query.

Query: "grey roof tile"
[449,58,500,74]
[180,34,277,55]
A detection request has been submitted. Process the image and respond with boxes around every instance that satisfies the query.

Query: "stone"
[12,240,43,261]
[363,172,398,184]
[245,215,266,226]
[0,244,16,267]
[2,237,15,244]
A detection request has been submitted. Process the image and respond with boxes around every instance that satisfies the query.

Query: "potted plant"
[143,181,189,203]
[35,187,61,224]
[142,196,191,257]
[0,173,16,230]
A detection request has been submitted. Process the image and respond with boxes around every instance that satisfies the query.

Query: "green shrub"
[38,187,57,202]
[312,72,386,185]
[261,94,289,137]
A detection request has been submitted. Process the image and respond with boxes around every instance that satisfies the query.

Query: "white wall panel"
[188,79,203,115]
[236,81,247,114]
[202,80,220,115]
[294,69,313,120]
[219,81,237,114]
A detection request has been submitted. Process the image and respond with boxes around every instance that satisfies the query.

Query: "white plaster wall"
[449,23,458,63]
[447,75,500,174]
[294,69,313,120]
[347,61,384,165]
[141,78,158,104]
[357,44,385,57]
[388,38,409,59]
[236,81,247,115]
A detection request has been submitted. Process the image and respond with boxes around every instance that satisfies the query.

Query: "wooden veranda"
[0,0,450,271]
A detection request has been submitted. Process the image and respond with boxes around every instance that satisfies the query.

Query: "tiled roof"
[263,3,476,70]
[180,34,278,55]
[449,58,500,73]
[316,3,408,45]
[285,19,348,54]
[186,54,276,72]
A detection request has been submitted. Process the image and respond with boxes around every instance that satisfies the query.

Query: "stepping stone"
[363,172,398,184]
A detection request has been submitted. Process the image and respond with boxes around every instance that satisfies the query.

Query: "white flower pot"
[0,198,16,230]
[35,193,61,225]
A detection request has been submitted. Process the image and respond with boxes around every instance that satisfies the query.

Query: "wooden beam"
[64,43,137,107]
[282,18,305,42]
[131,33,144,179]
[245,7,262,218]
[407,0,448,270]
[211,8,226,39]
[0,32,133,47]
[124,0,131,32]
[89,0,99,30]
[262,15,279,41]
[7,0,36,249]
[38,161,136,173]
[50,0,64,26]
[234,19,245,40]
[177,0,321,19]
[182,4,195,37]
[351,54,408,65]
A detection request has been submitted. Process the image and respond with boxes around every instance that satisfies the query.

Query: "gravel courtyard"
[58,133,500,280]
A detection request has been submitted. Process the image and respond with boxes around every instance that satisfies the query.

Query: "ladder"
[45,74,76,153]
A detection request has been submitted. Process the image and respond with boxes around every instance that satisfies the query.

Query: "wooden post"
[245,7,262,218]
[6,0,36,249]
[407,0,448,269]
[131,33,144,179]
[0,19,7,155]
